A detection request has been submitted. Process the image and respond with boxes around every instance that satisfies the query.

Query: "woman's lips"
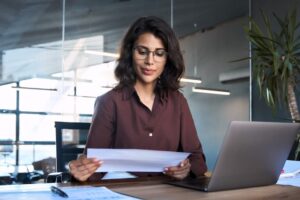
[141,68,155,76]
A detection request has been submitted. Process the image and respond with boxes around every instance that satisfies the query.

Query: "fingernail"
[180,163,184,167]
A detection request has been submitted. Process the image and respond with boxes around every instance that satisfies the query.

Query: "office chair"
[32,157,56,182]
[48,121,90,183]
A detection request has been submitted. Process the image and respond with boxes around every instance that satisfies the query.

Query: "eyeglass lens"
[134,46,167,62]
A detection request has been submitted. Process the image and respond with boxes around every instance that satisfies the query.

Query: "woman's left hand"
[163,158,191,180]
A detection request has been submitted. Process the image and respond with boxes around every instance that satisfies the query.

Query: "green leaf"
[262,11,275,49]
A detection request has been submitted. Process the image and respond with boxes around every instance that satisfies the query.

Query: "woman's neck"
[134,81,156,111]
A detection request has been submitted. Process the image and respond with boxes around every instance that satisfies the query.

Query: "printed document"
[277,160,300,187]
[87,148,190,172]
[0,185,141,200]
[61,186,141,200]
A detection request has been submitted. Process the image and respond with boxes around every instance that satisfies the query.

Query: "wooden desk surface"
[112,182,300,200]
[89,177,300,200]
[0,177,300,200]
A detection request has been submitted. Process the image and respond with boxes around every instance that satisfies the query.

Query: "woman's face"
[133,32,167,87]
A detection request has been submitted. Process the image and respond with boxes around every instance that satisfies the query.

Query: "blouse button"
[149,132,153,137]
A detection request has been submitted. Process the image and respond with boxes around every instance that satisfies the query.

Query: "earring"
[157,76,161,85]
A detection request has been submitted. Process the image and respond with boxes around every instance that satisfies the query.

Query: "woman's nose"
[144,52,154,65]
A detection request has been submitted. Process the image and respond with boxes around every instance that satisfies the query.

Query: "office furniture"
[0,172,13,185]
[0,140,14,184]
[55,121,90,172]
[32,157,56,182]
[0,177,299,199]
[46,171,72,183]
[14,170,43,184]
[0,140,13,167]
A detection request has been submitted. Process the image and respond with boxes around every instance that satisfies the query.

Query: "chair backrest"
[55,121,91,172]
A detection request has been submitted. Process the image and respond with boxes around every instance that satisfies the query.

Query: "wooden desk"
[113,182,300,200]
[0,178,300,199]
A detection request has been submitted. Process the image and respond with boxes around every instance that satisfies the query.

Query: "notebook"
[168,121,300,192]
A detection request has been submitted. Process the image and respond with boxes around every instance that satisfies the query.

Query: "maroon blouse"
[85,86,207,177]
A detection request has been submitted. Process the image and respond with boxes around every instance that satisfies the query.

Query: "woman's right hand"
[69,154,102,182]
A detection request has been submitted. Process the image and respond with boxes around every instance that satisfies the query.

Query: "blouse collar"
[121,85,168,104]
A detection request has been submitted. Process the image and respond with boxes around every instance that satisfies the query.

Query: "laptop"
[168,121,300,192]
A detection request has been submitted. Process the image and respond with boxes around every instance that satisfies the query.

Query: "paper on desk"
[277,160,300,187]
[0,186,141,200]
[87,148,190,172]
[62,186,141,200]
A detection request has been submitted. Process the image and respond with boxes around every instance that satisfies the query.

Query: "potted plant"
[245,9,300,159]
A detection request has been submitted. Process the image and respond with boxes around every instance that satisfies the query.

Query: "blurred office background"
[0,0,299,180]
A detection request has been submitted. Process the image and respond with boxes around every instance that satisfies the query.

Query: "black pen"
[51,186,69,198]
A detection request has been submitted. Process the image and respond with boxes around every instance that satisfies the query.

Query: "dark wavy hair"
[114,16,185,93]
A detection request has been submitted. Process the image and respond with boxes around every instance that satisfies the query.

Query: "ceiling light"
[180,77,202,84]
[192,87,230,95]
[84,50,119,58]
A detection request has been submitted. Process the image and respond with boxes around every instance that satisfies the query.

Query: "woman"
[69,16,207,182]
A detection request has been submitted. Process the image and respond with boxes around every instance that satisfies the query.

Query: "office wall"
[251,0,300,122]
[180,17,250,170]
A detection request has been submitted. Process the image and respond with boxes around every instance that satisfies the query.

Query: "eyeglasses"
[133,46,167,62]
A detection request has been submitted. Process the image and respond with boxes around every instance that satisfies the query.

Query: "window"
[0,114,16,140]
[0,83,16,110]
[18,145,56,165]
[20,114,59,142]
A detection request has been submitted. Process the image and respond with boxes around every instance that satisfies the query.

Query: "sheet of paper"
[63,186,141,200]
[87,148,190,172]
[0,186,140,200]
[277,160,300,187]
